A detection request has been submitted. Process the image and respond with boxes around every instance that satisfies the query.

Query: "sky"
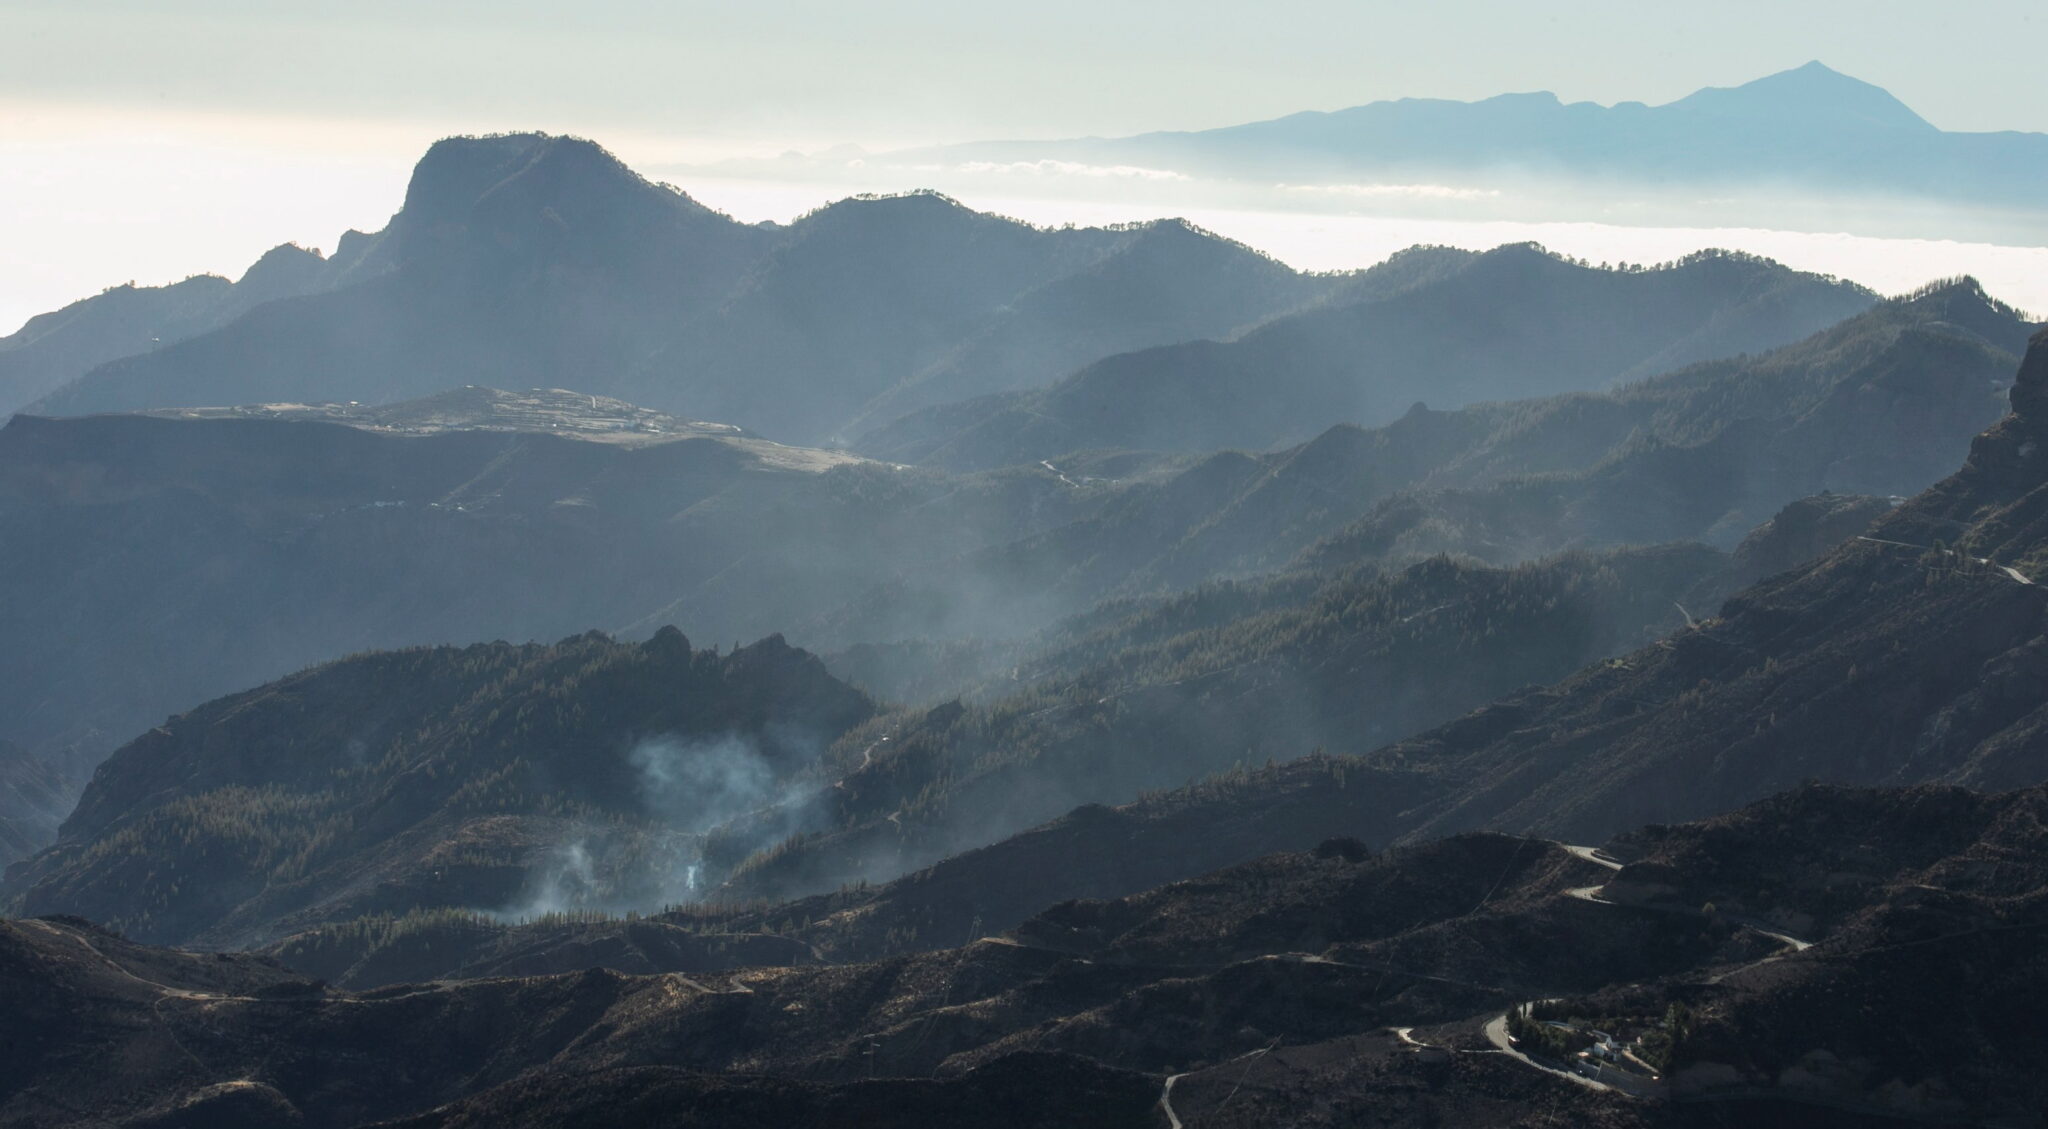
[2,0,2045,331]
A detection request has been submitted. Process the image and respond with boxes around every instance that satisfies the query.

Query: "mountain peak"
[2011,328,2048,422]
[399,132,557,226]
[1666,61,1934,131]
[234,242,327,298]
[808,189,974,223]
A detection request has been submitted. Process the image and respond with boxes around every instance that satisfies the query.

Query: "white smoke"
[488,728,831,921]
[629,732,781,832]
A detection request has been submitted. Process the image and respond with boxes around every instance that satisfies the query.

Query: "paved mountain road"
[1855,536,2035,585]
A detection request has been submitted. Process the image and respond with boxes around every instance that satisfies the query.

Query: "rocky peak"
[2010,328,2048,422]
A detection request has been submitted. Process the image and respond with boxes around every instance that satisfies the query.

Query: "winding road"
[1157,1045,1271,1129]
[1154,841,1816,1116]
[1482,844,1816,1097]
[1482,1013,1615,1091]
[1039,460,1081,489]
[1560,844,1623,871]
[1855,536,2035,586]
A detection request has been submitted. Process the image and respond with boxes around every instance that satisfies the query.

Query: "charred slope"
[14,784,2048,1127]
[726,545,1736,904]
[0,913,1153,1129]
[1371,330,2048,845]
[858,244,1876,470]
[0,834,1633,1129]
[2,631,874,949]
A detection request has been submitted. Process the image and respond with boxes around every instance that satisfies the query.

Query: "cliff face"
[1883,327,2048,567]
[0,740,74,866]
[1727,492,1894,584]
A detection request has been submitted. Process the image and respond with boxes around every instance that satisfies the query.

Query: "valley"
[1,63,2044,1126]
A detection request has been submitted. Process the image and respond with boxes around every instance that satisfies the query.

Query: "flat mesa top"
[136,386,875,471]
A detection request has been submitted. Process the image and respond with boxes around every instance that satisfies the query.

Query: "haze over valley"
[2,9,2046,1127]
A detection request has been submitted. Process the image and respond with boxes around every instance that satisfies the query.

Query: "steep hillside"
[0,283,2017,780]
[3,540,1730,950]
[631,201,1340,444]
[0,741,73,868]
[2,630,874,948]
[29,135,771,423]
[1285,279,2026,569]
[819,283,2026,657]
[858,245,1877,469]
[840,232,1443,436]
[803,328,2048,912]
[725,545,1738,903]
[0,396,1090,761]
[9,783,2046,1127]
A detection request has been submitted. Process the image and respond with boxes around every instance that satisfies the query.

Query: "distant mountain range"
[0,278,2023,810]
[0,134,1343,446]
[9,318,2036,936]
[887,62,2048,241]
[857,244,1877,468]
[0,129,1957,455]
[6,106,2048,1129]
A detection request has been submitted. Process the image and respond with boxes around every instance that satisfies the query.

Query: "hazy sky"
[6,0,2046,145]
[2,0,2044,330]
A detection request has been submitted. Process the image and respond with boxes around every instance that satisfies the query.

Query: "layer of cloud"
[1279,182,1503,201]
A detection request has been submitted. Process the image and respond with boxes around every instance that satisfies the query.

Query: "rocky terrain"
[3,52,2044,1129]
[6,782,2046,1127]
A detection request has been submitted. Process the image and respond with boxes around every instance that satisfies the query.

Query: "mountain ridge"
[877,62,2048,242]
[14,135,1351,448]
